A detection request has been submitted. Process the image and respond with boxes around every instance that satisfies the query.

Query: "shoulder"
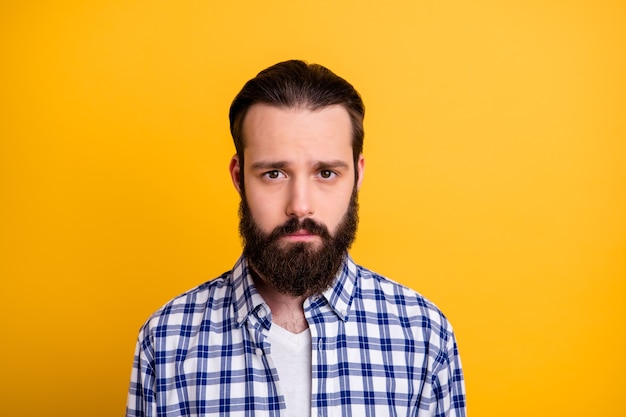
[138,271,233,337]
[353,263,455,339]
[346,263,462,373]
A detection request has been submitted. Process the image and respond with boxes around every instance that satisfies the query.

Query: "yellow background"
[1,1,624,416]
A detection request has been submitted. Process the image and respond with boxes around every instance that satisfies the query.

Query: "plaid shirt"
[126,255,466,417]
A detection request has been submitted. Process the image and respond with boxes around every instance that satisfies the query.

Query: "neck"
[250,268,309,334]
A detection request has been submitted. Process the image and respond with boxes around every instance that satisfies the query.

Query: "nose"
[286,178,314,219]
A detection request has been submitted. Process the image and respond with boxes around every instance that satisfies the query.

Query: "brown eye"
[319,170,336,179]
[263,170,283,180]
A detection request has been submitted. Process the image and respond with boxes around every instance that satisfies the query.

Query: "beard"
[239,189,359,297]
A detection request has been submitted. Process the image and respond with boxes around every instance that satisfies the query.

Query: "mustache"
[268,217,331,241]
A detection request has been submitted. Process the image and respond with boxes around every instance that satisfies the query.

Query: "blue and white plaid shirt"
[126,254,466,417]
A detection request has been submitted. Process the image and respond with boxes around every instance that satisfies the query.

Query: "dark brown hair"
[229,60,365,169]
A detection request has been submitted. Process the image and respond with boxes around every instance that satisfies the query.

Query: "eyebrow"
[312,160,351,171]
[249,161,289,170]
[249,159,351,171]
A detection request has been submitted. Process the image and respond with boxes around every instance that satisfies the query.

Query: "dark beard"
[239,190,359,297]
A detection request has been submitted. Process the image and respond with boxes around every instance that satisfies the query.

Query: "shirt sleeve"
[126,332,157,417]
[432,328,466,417]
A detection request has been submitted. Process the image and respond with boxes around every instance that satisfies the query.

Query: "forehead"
[242,104,353,162]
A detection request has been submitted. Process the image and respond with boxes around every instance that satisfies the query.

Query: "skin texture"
[229,104,365,333]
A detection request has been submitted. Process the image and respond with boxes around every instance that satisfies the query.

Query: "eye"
[319,170,336,179]
[263,170,284,180]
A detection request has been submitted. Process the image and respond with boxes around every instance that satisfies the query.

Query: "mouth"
[282,229,320,242]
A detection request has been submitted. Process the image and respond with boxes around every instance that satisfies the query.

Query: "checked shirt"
[126,255,466,417]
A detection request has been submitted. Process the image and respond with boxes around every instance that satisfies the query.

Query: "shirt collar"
[320,254,359,321]
[230,254,359,326]
[231,256,267,328]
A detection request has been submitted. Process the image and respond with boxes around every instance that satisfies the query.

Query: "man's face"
[229,104,365,296]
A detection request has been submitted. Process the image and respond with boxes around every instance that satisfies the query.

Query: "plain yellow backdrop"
[1,1,624,416]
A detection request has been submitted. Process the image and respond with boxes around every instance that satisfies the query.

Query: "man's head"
[228,60,365,297]
[229,60,365,182]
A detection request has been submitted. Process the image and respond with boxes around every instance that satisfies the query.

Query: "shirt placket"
[308,305,342,417]
[245,304,286,417]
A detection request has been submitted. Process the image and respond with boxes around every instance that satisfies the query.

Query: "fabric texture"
[126,254,466,417]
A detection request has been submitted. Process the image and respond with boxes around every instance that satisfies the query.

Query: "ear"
[229,154,243,194]
[355,154,365,190]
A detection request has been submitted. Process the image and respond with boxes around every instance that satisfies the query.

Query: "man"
[126,60,466,417]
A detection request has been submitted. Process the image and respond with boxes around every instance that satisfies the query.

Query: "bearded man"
[126,60,466,417]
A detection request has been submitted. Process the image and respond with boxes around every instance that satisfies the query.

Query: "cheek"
[244,190,283,230]
[324,194,353,232]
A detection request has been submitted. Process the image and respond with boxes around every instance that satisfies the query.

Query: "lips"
[290,229,314,236]
[268,217,330,241]
[282,229,320,241]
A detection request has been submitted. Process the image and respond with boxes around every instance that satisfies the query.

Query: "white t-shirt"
[267,323,312,417]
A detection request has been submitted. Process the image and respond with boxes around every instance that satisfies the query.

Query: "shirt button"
[255,348,263,356]
[257,307,266,318]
